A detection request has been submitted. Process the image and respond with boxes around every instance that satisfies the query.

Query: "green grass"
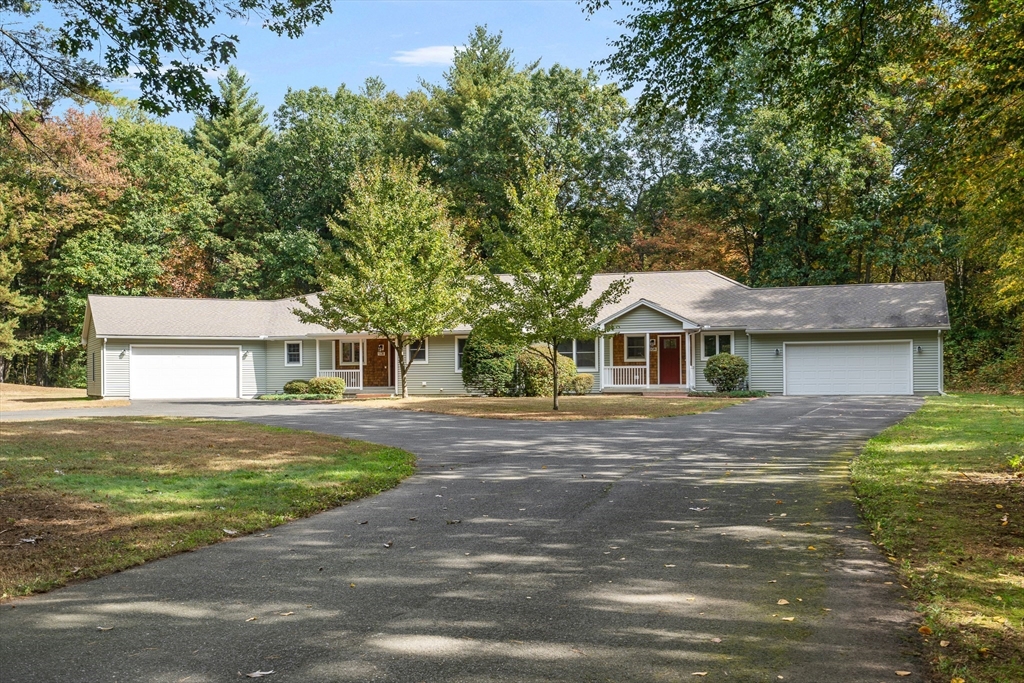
[0,418,414,598]
[851,394,1024,682]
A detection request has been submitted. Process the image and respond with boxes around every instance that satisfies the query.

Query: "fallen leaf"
[246,671,275,678]
[767,580,777,583]
[245,617,258,622]
[409,517,418,521]
[781,617,795,622]
[919,625,933,636]
[223,529,239,536]
[663,563,676,568]
[711,638,722,643]
[446,519,461,524]
[691,673,708,677]
[1000,515,1008,526]
[96,626,113,631]
[807,546,816,551]
[895,672,912,677]
[383,541,393,548]
[279,612,294,616]
[779,513,787,517]
[358,520,368,525]
[349,583,356,588]
[940,640,950,647]
[951,678,965,683]
[996,504,1004,509]
[777,599,790,605]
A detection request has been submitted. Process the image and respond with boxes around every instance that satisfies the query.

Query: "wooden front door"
[363,338,392,387]
[659,336,682,384]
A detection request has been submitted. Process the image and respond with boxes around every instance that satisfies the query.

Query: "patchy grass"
[851,394,1024,683]
[0,383,129,412]
[0,418,414,599]
[356,394,746,420]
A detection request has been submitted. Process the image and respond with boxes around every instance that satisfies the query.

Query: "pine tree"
[191,66,271,177]
[0,229,44,367]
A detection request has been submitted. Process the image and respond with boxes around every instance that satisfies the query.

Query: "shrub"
[564,373,595,395]
[688,389,767,398]
[515,348,577,397]
[703,353,748,392]
[283,380,310,395]
[306,376,346,396]
[461,334,521,396]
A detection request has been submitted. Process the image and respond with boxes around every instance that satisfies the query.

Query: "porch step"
[352,392,395,399]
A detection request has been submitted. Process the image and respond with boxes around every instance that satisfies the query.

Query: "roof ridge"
[750,281,944,291]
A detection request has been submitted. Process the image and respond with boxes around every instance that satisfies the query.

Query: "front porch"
[598,331,696,391]
[313,336,395,393]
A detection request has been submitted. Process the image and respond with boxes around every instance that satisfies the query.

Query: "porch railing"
[317,369,362,390]
[603,366,648,387]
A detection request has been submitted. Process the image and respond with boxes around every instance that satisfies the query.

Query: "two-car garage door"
[785,342,912,395]
[130,346,239,399]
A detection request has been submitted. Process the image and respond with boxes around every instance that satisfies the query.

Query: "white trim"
[315,339,320,377]
[700,331,734,360]
[597,298,699,329]
[938,329,945,394]
[101,337,107,397]
[284,340,303,366]
[407,338,428,364]
[128,344,242,399]
[644,332,650,388]
[338,340,362,365]
[782,339,914,396]
[657,334,682,384]
[685,332,694,390]
[624,334,646,362]
[597,334,605,388]
[455,336,468,372]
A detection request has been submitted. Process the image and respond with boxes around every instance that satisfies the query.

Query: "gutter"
[744,326,951,334]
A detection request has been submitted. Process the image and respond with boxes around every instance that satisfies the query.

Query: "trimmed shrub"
[564,373,595,396]
[703,353,748,392]
[461,334,521,396]
[307,376,347,396]
[688,390,767,398]
[516,348,577,397]
[283,380,310,395]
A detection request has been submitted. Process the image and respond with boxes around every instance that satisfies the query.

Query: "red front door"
[659,336,681,384]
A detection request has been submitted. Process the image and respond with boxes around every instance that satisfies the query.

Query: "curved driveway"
[1,396,924,682]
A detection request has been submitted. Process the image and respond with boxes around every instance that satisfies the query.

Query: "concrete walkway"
[0,396,925,682]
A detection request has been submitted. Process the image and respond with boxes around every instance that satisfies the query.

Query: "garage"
[130,346,239,399]
[784,341,912,395]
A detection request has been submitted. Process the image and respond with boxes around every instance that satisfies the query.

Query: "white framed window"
[701,332,733,360]
[625,335,646,362]
[340,341,361,365]
[406,338,428,364]
[285,341,303,366]
[556,339,597,369]
[455,337,468,371]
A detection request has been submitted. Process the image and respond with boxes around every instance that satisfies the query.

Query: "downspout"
[938,329,945,394]
[101,338,107,397]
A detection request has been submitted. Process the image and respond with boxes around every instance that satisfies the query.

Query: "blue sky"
[114,1,631,129]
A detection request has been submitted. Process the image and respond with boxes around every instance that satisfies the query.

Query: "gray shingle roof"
[85,271,949,341]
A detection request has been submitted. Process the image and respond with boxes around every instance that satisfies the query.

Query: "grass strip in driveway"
[357,394,745,420]
[851,394,1024,683]
[0,417,414,599]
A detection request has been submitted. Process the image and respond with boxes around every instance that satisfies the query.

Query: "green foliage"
[688,390,767,398]
[283,380,310,395]
[563,373,595,396]
[516,348,578,397]
[297,157,475,398]
[306,376,346,396]
[703,353,748,392]
[460,334,521,396]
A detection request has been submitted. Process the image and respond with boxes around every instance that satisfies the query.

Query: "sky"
[111,1,632,130]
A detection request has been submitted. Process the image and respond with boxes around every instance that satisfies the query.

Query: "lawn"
[851,394,1024,683]
[0,418,414,599]
[0,383,129,411]
[357,394,746,420]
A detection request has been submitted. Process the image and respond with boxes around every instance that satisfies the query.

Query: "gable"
[605,304,689,333]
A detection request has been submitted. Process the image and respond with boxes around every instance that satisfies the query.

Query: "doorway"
[658,335,682,384]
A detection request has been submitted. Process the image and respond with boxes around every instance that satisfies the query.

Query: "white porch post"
[315,339,320,377]
[685,333,692,390]
[644,332,650,388]
[597,333,605,390]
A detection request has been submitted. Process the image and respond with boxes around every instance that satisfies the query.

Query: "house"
[81,270,949,399]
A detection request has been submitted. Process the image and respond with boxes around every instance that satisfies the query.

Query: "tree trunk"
[551,346,560,411]
[400,361,409,399]
[36,350,47,386]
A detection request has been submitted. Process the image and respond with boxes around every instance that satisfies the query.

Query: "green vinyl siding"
[694,331,749,392]
[85,319,102,397]
[748,331,941,395]
[265,340,316,392]
[606,305,686,333]
[404,335,468,395]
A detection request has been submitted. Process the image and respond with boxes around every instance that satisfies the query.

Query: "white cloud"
[391,45,456,66]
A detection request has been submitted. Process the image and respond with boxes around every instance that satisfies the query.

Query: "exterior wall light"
[775,348,781,356]
[917,345,924,354]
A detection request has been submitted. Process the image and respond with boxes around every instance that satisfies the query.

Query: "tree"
[0,229,43,375]
[296,157,475,398]
[475,166,630,410]
[1,0,331,123]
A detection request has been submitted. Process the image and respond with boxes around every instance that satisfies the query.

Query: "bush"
[461,334,521,396]
[703,353,748,392]
[688,389,767,398]
[306,376,347,396]
[563,373,595,395]
[283,380,310,395]
[515,348,577,397]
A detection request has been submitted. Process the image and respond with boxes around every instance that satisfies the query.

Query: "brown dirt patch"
[0,383,129,411]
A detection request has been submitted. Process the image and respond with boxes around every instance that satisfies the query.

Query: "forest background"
[1,22,1020,391]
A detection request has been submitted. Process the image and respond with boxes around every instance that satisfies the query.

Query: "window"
[625,336,646,361]
[340,341,361,364]
[702,333,733,359]
[407,338,428,363]
[557,339,597,369]
[91,352,96,381]
[456,337,468,371]
[285,341,302,366]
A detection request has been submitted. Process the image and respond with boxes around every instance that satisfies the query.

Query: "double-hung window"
[556,339,597,369]
[340,341,361,364]
[407,338,428,363]
[455,337,468,371]
[625,336,646,361]
[285,341,302,366]
[702,333,733,359]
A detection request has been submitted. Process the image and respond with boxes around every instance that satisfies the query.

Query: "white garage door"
[130,346,239,399]
[785,342,912,395]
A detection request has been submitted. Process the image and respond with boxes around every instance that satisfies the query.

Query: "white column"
[644,332,650,388]
[315,339,320,377]
[685,333,693,390]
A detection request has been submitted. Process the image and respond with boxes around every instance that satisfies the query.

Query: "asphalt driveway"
[0,396,924,682]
